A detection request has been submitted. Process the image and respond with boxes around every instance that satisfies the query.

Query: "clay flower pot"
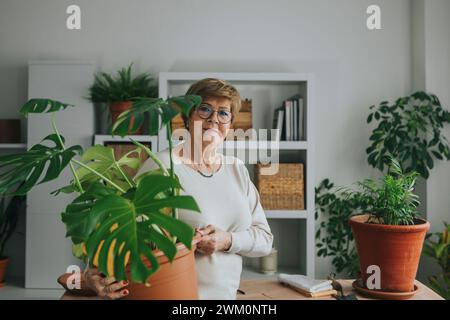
[58,236,200,299]
[109,101,143,135]
[349,214,430,293]
[0,257,9,288]
[123,239,199,300]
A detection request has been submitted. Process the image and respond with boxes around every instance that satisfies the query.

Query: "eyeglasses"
[195,104,232,124]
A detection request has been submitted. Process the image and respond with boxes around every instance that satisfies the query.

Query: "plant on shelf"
[346,156,430,295]
[0,193,25,287]
[423,222,450,299]
[366,91,450,178]
[87,63,158,134]
[0,94,203,299]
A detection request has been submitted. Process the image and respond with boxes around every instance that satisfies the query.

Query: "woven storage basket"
[256,163,305,210]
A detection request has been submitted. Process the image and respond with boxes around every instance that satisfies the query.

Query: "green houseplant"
[366,91,450,178]
[0,94,203,299]
[316,91,450,278]
[315,179,361,278]
[0,193,25,287]
[347,157,430,295]
[423,222,450,299]
[87,63,158,134]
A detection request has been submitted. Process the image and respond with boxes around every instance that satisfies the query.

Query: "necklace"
[196,170,214,178]
[194,156,222,178]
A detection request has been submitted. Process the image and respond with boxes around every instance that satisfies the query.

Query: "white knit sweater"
[135,148,273,299]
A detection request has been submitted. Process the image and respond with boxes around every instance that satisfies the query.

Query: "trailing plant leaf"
[0,134,82,195]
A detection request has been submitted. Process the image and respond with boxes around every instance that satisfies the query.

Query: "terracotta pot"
[123,238,199,300]
[0,257,9,288]
[349,214,430,293]
[58,236,200,299]
[0,119,21,143]
[109,101,143,135]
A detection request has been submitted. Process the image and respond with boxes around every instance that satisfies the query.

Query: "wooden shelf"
[265,210,308,219]
[0,143,27,149]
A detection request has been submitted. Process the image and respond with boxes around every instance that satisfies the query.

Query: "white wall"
[424,0,450,233]
[417,0,450,284]
[0,0,416,279]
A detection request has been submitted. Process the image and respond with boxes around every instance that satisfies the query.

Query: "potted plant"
[315,91,449,279]
[0,194,25,287]
[423,222,450,299]
[87,63,158,134]
[343,157,430,295]
[0,94,203,299]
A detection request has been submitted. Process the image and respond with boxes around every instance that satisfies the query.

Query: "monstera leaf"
[84,174,200,283]
[112,95,202,136]
[20,99,73,115]
[0,134,82,195]
[61,182,117,245]
[75,145,141,191]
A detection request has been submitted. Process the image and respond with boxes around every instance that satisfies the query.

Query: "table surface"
[61,279,444,300]
[237,279,444,300]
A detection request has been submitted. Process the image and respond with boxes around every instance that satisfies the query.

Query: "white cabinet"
[26,61,95,288]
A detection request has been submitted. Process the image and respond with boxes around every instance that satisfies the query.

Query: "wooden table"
[61,279,444,300]
[237,279,444,300]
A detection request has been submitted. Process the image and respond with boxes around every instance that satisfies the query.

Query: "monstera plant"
[0,95,203,297]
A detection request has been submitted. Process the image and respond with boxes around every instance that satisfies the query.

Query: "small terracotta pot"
[109,101,143,135]
[123,238,199,300]
[0,257,9,287]
[349,214,430,293]
[0,120,21,143]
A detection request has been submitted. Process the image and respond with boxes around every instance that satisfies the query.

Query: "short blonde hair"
[183,78,241,126]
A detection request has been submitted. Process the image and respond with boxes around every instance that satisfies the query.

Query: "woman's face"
[188,96,232,146]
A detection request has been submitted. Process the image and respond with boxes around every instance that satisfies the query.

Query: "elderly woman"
[85,78,273,300]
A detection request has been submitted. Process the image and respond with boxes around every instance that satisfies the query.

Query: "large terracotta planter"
[109,101,143,135]
[349,214,429,293]
[58,237,199,299]
[123,239,199,300]
[0,257,9,288]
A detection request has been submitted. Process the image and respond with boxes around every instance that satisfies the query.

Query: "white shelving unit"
[158,72,315,279]
[0,143,27,149]
[93,135,158,151]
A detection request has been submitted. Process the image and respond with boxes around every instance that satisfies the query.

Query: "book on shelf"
[271,106,284,141]
[271,95,305,141]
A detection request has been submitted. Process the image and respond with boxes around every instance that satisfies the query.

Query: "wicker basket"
[256,163,305,210]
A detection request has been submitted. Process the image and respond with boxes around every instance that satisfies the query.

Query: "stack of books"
[278,273,337,298]
[272,94,305,141]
